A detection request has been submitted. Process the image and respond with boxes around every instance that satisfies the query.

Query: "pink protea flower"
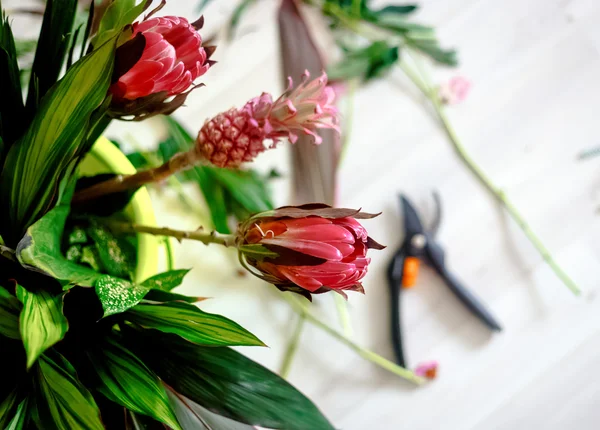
[237,205,384,299]
[111,16,211,101]
[439,76,471,105]
[195,71,339,168]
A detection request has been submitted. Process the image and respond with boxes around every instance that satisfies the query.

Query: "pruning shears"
[388,194,502,367]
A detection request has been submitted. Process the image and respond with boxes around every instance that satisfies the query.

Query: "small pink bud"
[237,205,384,300]
[439,76,471,105]
[195,72,339,168]
[415,361,439,379]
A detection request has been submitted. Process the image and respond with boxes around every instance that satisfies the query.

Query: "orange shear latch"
[402,257,420,289]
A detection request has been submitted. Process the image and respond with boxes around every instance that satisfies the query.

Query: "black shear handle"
[437,265,502,332]
[388,249,407,367]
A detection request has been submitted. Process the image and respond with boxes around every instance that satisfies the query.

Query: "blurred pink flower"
[439,76,471,105]
[415,361,439,379]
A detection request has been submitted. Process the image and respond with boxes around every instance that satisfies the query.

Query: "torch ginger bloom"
[195,71,339,168]
[111,16,211,101]
[237,205,384,299]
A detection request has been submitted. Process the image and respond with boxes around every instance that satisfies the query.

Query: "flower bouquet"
[0,0,383,428]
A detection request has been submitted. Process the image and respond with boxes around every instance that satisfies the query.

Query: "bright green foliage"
[86,335,181,429]
[125,301,265,347]
[16,285,68,369]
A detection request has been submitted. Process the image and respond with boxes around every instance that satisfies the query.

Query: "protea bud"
[195,71,339,168]
[109,16,215,120]
[236,205,384,299]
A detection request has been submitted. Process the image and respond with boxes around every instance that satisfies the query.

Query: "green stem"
[284,295,425,385]
[105,221,237,248]
[333,294,353,337]
[399,56,581,295]
[279,314,306,378]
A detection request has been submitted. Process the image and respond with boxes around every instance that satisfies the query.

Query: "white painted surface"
[8,0,600,428]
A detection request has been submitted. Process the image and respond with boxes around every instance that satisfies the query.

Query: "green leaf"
[1,35,116,244]
[328,41,399,82]
[141,269,191,292]
[74,173,138,217]
[26,0,78,109]
[192,167,231,233]
[227,0,257,40]
[95,275,149,317]
[33,352,103,430]
[0,10,25,145]
[126,302,264,347]
[16,194,102,288]
[143,290,204,304]
[16,285,68,369]
[94,0,148,47]
[86,335,181,429]
[167,389,257,430]
[128,332,334,430]
[0,285,21,339]
[86,221,136,280]
[1,396,28,430]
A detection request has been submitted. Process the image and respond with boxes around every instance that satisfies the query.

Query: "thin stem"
[105,221,237,248]
[72,150,200,205]
[399,56,581,295]
[279,314,306,378]
[284,294,425,385]
[333,294,353,337]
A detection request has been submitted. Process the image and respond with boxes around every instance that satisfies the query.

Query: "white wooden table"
[10,0,600,428]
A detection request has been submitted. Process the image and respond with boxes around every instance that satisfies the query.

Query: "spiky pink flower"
[111,16,211,101]
[439,76,471,105]
[237,205,384,299]
[195,71,339,168]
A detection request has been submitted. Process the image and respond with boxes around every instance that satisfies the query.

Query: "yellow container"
[78,137,159,282]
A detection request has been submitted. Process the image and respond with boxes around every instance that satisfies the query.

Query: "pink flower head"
[195,71,339,168]
[439,76,471,105]
[415,361,439,380]
[238,205,384,300]
[111,16,211,101]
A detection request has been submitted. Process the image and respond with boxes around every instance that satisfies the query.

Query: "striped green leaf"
[33,352,103,430]
[2,397,28,430]
[0,35,116,244]
[125,302,264,347]
[16,286,68,369]
[26,0,77,108]
[17,191,102,289]
[94,0,149,47]
[128,331,334,430]
[86,335,181,429]
[0,285,21,339]
[141,269,191,292]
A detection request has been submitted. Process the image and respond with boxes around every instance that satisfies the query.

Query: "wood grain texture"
[7,0,600,428]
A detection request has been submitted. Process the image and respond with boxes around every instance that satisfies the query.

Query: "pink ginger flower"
[415,361,439,380]
[195,71,339,168]
[439,76,471,105]
[111,16,211,101]
[237,205,384,300]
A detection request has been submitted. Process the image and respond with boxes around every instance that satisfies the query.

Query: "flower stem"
[279,314,306,378]
[72,150,200,205]
[396,55,580,295]
[105,221,237,248]
[333,293,353,337]
[284,294,425,385]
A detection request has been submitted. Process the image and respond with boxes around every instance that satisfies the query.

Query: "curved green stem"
[401,56,580,295]
[284,294,425,385]
[280,314,306,378]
